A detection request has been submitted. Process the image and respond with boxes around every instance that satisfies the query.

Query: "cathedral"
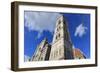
[31,15,86,61]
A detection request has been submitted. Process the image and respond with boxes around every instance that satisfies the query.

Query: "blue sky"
[24,11,90,60]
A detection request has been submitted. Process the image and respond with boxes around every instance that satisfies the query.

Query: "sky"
[24,11,90,60]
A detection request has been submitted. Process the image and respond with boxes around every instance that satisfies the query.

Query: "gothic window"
[58,33,60,38]
[57,25,61,32]
[58,26,61,31]
[58,20,61,24]
[55,33,60,40]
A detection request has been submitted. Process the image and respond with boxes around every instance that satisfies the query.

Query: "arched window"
[55,33,60,40]
[58,20,61,24]
[58,33,60,38]
[57,27,59,31]
[59,26,61,30]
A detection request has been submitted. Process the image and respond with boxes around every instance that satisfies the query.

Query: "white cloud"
[74,23,87,37]
[24,55,30,62]
[24,11,61,38]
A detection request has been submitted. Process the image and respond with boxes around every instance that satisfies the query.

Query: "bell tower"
[49,15,74,60]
